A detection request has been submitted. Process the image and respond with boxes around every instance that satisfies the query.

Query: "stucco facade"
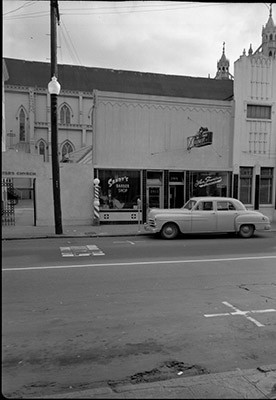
[92,90,235,223]
[93,91,233,171]
[2,150,94,226]
[233,51,276,221]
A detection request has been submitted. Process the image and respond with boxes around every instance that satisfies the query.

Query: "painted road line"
[113,240,136,245]
[204,301,276,327]
[3,255,276,271]
[60,247,74,257]
[86,245,100,250]
[60,245,105,257]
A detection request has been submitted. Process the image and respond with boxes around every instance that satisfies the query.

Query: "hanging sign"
[187,127,213,150]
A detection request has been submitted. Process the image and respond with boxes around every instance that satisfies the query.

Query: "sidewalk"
[1,222,148,240]
[40,364,276,399]
[2,221,276,240]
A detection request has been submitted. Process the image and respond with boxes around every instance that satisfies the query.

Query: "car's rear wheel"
[160,222,179,239]
[239,224,254,238]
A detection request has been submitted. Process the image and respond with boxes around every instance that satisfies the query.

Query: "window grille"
[247,105,271,119]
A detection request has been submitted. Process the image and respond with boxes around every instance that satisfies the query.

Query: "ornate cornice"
[98,100,231,114]
[4,84,93,97]
[35,121,92,129]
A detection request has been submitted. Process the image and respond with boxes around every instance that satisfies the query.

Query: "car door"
[191,200,216,232]
[216,200,237,232]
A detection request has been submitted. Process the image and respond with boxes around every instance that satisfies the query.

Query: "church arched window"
[269,34,273,41]
[19,108,26,142]
[61,141,74,162]
[37,140,48,162]
[60,104,71,124]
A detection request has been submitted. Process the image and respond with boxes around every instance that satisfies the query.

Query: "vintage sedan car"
[144,197,271,239]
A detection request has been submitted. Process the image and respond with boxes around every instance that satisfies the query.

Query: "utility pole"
[49,0,63,234]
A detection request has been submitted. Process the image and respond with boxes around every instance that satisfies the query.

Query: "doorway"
[169,185,184,208]
[147,186,161,209]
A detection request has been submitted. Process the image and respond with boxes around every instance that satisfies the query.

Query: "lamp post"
[48,76,63,234]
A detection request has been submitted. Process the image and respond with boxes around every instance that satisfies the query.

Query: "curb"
[40,364,276,399]
[1,232,151,241]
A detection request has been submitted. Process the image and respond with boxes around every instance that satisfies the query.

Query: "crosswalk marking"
[60,245,105,257]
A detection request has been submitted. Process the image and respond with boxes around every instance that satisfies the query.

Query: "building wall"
[2,150,94,226]
[93,90,234,171]
[92,90,234,223]
[233,53,276,220]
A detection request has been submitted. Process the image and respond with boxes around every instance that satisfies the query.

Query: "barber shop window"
[98,169,141,210]
[260,167,273,204]
[240,167,253,204]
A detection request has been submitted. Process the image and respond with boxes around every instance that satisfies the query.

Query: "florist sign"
[195,175,222,188]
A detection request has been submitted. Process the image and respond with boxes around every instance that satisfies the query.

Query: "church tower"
[254,3,276,57]
[215,42,233,80]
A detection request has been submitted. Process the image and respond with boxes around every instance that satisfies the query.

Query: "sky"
[3,1,274,78]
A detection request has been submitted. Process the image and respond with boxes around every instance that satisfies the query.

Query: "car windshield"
[182,199,196,210]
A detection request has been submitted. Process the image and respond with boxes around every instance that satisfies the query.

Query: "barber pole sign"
[93,178,100,225]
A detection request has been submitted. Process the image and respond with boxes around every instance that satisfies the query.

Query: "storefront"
[186,171,231,200]
[96,168,232,223]
[96,169,142,223]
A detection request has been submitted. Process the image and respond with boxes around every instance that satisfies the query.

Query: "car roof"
[189,197,240,202]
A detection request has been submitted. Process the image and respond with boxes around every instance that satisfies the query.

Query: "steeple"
[215,42,233,80]
[255,3,276,57]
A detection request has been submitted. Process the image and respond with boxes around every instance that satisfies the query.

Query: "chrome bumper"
[144,223,158,233]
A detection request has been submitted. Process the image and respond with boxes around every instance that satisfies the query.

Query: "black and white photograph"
[2,1,276,398]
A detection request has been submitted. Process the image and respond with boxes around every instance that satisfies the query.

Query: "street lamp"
[48,75,63,234]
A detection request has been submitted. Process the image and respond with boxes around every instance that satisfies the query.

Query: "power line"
[4,2,228,20]
[59,17,82,66]
[3,1,36,16]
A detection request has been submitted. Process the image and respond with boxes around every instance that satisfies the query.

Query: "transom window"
[247,105,271,120]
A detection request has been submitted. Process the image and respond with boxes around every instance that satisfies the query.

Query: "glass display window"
[187,171,229,198]
[97,169,141,210]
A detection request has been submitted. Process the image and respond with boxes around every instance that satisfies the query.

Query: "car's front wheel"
[239,224,254,238]
[160,222,179,239]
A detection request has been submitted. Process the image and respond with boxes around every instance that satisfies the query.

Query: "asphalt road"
[2,232,276,398]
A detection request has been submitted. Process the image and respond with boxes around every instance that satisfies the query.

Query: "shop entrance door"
[147,186,161,209]
[169,185,184,208]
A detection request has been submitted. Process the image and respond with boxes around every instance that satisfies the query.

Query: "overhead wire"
[4,1,228,20]
[59,17,82,66]
[3,0,36,16]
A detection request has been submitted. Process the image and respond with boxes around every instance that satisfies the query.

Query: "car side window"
[217,201,236,211]
[196,201,213,211]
